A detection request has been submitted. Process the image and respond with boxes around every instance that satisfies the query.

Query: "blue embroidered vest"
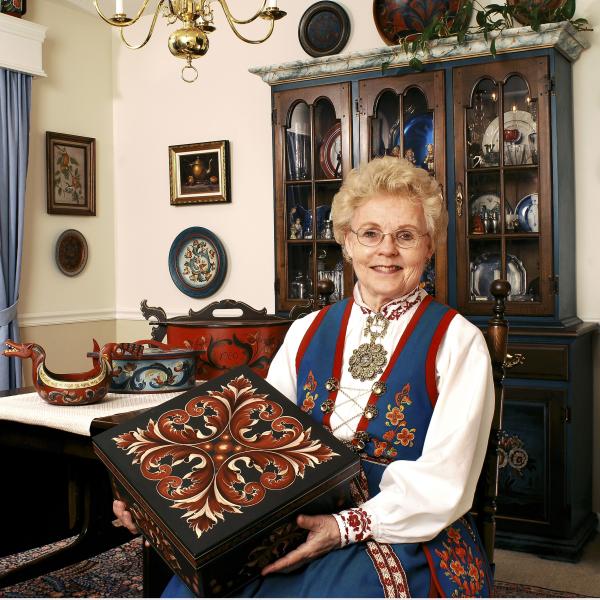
[295,296,493,598]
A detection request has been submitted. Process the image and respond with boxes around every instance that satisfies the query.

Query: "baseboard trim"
[19,309,115,327]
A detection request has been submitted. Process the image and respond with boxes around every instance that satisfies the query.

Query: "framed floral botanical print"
[46,132,96,216]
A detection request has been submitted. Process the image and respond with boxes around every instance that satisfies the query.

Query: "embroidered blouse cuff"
[333,507,374,547]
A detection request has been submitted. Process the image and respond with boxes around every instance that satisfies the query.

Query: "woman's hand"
[113,499,140,535]
[261,514,341,576]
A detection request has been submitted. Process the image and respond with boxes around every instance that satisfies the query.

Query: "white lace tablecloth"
[0,391,180,436]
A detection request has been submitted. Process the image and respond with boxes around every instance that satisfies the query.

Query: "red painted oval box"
[93,365,359,597]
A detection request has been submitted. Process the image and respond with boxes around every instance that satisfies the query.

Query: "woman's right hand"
[113,499,140,535]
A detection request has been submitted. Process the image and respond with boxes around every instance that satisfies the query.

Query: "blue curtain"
[0,69,31,391]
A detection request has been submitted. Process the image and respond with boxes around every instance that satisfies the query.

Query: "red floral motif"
[377,382,417,456]
[113,374,336,539]
[338,507,373,546]
[434,526,486,597]
[301,371,318,414]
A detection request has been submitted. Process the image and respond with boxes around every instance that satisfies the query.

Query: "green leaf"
[562,0,576,20]
[490,38,497,56]
[409,57,424,71]
[57,187,62,196]
[70,156,79,165]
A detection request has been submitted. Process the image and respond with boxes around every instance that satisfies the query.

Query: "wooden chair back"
[472,279,511,571]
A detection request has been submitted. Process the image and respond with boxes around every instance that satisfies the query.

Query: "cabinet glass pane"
[286,102,311,181]
[371,90,399,159]
[503,75,537,166]
[316,244,345,302]
[315,181,340,240]
[469,239,502,301]
[506,239,540,301]
[468,171,501,235]
[287,245,313,300]
[505,169,539,234]
[420,254,435,296]
[286,183,312,240]
[402,87,434,174]
[467,79,499,169]
[314,98,341,180]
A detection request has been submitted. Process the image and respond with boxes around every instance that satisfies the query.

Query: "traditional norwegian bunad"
[163,288,494,598]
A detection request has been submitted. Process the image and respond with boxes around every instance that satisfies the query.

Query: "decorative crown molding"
[250,21,589,85]
[0,12,47,77]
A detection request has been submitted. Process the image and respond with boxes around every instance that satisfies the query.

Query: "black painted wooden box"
[93,366,359,596]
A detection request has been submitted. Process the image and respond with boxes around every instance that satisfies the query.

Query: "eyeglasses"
[351,227,429,249]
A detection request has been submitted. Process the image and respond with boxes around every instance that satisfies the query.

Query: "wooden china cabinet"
[252,23,597,560]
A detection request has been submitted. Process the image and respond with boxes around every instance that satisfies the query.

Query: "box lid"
[93,365,359,566]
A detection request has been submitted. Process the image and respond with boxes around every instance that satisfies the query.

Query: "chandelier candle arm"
[95,0,285,82]
[119,2,166,50]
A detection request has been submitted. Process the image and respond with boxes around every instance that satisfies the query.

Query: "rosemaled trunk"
[93,366,359,596]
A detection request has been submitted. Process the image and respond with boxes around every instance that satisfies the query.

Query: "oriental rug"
[0,537,588,598]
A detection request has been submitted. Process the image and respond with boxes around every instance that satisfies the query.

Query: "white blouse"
[266,285,494,545]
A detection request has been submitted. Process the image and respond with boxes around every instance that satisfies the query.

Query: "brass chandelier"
[94,0,286,83]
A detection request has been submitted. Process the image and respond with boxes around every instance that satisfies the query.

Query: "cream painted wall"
[18,0,116,373]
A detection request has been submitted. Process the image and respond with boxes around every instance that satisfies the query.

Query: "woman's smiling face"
[344,193,433,311]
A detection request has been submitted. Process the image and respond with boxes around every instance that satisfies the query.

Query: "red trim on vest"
[429,571,442,598]
[323,298,354,430]
[295,304,333,373]
[353,295,433,436]
[425,308,458,408]
[423,545,446,598]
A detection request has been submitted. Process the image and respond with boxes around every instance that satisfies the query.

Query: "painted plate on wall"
[168,227,227,298]
[373,0,469,45]
[298,1,351,58]
[55,229,88,277]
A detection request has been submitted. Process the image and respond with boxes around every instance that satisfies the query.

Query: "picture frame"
[168,226,227,298]
[0,0,27,17]
[169,140,231,205]
[46,132,96,216]
[298,1,351,58]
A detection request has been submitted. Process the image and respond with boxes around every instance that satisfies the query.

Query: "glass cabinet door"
[358,71,447,302]
[273,83,352,313]
[453,57,552,316]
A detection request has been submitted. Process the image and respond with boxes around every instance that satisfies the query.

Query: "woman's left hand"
[261,514,341,576]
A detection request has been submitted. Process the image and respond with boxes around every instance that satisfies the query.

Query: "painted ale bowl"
[88,340,199,394]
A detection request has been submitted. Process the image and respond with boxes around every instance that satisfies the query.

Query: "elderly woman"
[115,156,494,598]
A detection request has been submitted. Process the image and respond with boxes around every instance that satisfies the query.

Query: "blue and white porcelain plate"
[515,193,539,232]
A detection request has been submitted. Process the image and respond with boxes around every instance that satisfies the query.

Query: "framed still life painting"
[169,140,230,205]
[46,132,96,216]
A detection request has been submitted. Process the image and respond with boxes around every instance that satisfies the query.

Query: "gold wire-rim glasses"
[350,227,429,249]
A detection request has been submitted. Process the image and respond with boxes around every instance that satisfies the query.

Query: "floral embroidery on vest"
[434,526,486,597]
[372,383,416,459]
[301,370,318,414]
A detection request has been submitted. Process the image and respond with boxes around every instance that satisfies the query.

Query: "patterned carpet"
[0,537,585,598]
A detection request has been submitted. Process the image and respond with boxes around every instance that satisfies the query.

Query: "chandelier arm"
[214,0,268,25]
[119,2,166,50]
[93,0,157,27]
[225,17,275,44]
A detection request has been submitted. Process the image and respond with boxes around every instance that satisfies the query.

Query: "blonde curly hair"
[331,157,447,256]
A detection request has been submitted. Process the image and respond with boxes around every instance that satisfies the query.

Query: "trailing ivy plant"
[399,0,592,71]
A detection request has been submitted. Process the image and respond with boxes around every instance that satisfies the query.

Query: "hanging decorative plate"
[319,122,342,178]
[373,0,468,45]
[168,227,227,298]
[506,0,565,26]
[389,113,434,168]
[298,1,351,58]
[55,229,88,277]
